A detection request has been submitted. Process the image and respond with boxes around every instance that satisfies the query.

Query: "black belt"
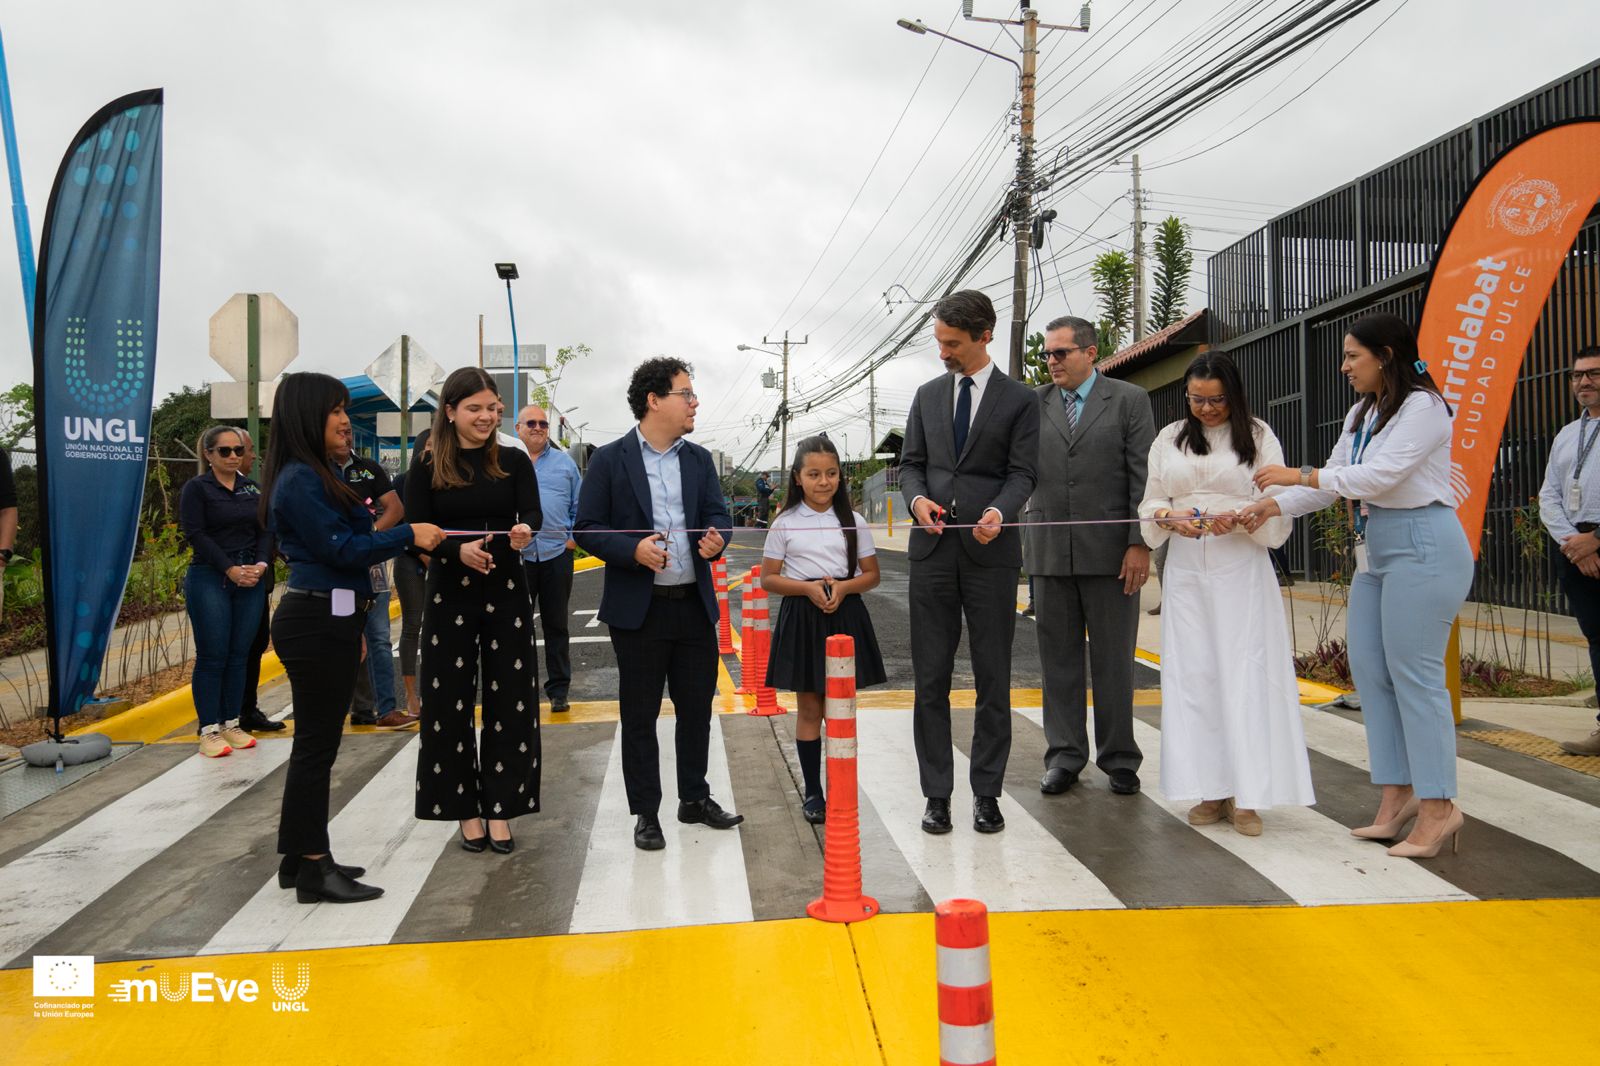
[284,587,374,612]
[652,583,698,599]
[1578,523,1597,534]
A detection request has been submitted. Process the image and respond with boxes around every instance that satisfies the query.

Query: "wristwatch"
[0,548,13,563]
[1299,466,1314,486]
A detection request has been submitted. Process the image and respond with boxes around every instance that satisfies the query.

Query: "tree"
[144,386,241,525]
[1150,215,1194,331]
[526,342,593,422]
[0,382,34,449]
[1021,330,1050,387]
[1090,250,1133,355]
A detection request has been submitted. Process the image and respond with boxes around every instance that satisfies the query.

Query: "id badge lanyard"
[1569,412,1600,514]
[1350,413,1377,572]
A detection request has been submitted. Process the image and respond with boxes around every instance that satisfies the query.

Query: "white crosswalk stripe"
[568,714,754,934]
[0,744,291,966]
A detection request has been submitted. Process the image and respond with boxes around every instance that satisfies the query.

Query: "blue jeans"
[362,589,397,716]
[186,562,268,728]
[1347,504,1474,798]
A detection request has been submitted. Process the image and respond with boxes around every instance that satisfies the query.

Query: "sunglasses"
[212,446,246,457]
[1043,346,1086,362]
[523,420,550,430]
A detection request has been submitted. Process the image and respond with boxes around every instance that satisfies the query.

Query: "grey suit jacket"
[899,366,1040,567]
[1023,374,1156,577]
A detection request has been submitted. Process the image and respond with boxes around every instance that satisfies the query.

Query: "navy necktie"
[953,376,975,457]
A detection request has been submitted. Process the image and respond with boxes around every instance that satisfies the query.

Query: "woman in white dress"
[1139,352,1315,835]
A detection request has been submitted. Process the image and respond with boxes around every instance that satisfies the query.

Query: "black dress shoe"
[294,855,384,904]
[802,794,826,825]
[242,708,286,733]
[677,796,745,830]
[459,821,489,853]
[278,853,365,889]
[921,798,952,835]
[1040,767,1078,794]
[550,697,571,713]
[488,824,515,854]
[349,711,379,727]
[973,796,1005,833]
[634,813,666,851]
[1109,769,1142,795]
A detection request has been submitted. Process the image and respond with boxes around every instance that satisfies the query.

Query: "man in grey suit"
[1026,315,1155,797]
[901,290,1040,835]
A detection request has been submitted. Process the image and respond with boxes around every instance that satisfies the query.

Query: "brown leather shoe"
[375,710,420,730]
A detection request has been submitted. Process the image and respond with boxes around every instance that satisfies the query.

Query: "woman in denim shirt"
[179,425,272,758]
[261,373,444,905]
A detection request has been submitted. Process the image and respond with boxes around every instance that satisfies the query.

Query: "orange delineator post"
[714,558,733,654]
[736,585,757,694]
[749,587,784,716]
[936,898,996,1066]
[806,635,878,923]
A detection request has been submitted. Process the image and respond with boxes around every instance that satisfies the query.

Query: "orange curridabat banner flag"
[1417,119,1600,555]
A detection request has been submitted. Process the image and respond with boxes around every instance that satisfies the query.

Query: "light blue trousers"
[1346,503,1474,798]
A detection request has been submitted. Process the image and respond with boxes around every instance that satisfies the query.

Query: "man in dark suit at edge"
[900,290,1041,835]
[574,357,743,851]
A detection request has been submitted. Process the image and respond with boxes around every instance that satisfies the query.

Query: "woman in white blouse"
[1241,313,1474,858]
[1140,353,1315,836]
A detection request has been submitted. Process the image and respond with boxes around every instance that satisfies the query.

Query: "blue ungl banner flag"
[31,89,163,725]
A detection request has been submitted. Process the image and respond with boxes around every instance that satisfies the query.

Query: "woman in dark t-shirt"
[179,426,273,757]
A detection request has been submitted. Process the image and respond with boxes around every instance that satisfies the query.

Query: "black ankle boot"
[294,854,384,905]
[278,853,367,889]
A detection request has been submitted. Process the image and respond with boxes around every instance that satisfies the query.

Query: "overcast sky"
[0,1,1596,469]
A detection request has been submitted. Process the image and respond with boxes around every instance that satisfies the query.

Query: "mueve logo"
[104,962,311,1010]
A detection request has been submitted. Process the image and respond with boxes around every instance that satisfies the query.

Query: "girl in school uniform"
[761,435,886,824]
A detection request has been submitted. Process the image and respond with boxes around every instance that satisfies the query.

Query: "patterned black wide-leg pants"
[415,546,541,821]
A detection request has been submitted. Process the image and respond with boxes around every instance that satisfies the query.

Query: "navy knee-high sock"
[797,737,822,799]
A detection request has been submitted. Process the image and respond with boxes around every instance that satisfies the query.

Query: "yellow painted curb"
[574,556,604,573]
[1136,645,1349,705]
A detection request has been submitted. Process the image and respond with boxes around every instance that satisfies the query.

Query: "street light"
[495,261,521,416]
[897,4,1090,378]
[738,333,807,467]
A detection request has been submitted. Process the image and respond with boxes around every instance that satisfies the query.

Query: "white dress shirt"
[762,504,876,579]
[912,359,1003,524]
[1539,411,1600,543]
[1139,420,1292,549]
[1275,391,1456,518]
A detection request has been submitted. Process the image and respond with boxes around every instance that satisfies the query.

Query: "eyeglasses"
[663,389,699,403]
[212,446,246,457]
[523,420,550,430]
[1571,369,1600,383]
[1186,394,1229,409]
[1043,346,1087,362]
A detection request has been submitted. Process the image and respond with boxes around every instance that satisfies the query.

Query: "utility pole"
[868,370,878,457]
[399,333,411,474]
[769,331,808,465]
[898,5,1091,378]
[1007,6,1039,380]
[1131,151,1146,341]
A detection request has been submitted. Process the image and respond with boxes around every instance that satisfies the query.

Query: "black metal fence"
[1180,60,1600,608]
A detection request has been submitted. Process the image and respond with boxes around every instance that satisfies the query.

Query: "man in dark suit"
[901,290,1040,835]
[575,357,742,851]
[1025,315,1155,797]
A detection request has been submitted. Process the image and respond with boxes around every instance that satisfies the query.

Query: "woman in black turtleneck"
[404,368,541,855]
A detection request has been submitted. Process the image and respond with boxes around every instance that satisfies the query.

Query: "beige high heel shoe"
[1351,795,1420,840]
[1387,803,1464,859]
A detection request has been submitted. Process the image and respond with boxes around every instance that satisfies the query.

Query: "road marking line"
[853,709,1123,911]
[568,715,753,934]
[200,737,454,954]
[0,743,292,965]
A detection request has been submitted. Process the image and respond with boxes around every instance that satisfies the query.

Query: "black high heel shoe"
[278,854,365,889]
[488,821,515,855]
[460,819,488,853]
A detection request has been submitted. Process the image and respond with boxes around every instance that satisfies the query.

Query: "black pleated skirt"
[765,593,887,693]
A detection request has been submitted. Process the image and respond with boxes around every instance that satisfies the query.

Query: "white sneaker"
[198,731,233,758]
[1559,728,1600,756]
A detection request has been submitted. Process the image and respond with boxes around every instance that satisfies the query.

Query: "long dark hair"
[196,424,243,474]
[431,367,507,490]
[1174,352,1258,466]
[777,435,858,578]
[258,372,364,524]
[1347,312,1448,436]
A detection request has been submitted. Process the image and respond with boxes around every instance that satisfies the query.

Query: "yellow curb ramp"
[3,899,1595,1063]
[1135,645,1349,705]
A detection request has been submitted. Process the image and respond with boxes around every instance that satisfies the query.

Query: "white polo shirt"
[763,504,876,579]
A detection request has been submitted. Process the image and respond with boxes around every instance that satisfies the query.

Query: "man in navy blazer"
[575,357,742,851]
